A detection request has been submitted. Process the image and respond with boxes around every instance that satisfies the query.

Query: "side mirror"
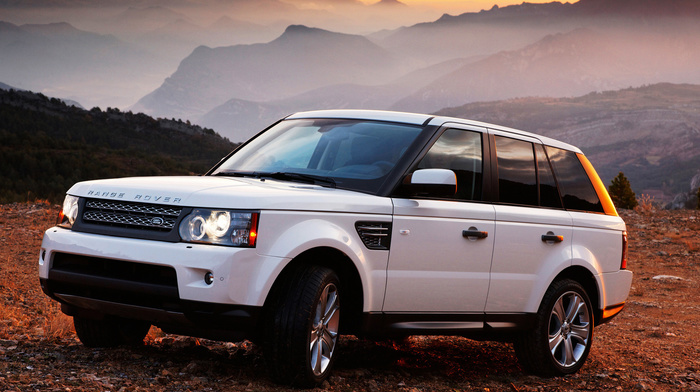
[405,169,457,198]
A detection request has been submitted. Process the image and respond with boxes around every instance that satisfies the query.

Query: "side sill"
[359,312,536,339]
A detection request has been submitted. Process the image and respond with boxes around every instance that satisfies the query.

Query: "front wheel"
[263,265,341,387]
[514,279,594,376]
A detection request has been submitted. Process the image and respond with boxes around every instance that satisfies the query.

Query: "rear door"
[485,132,574,316]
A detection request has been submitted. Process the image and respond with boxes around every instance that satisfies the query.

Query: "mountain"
[198,56,476,141]
[0,21,166,109]
[435,83,700,206]
[132,25,409,120]
[133,0,700,139]
[377,0,700,64]
[0,88,236,203]
[0,82,17,91]
[390,23,700,113]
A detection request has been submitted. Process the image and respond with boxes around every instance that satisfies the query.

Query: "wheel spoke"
[570,323,590,343]
[322,329,335,353]
[563,336,576,366]
[565,294,583,323]
[323,290,338,320]
[549,330,564,353]
[317,287,329,321]
[310,335,323,375]
[552,299,566,325]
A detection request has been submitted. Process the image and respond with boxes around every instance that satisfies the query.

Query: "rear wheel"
[263,265,341,387]
[74,316,150,347]
[514,279,593,376]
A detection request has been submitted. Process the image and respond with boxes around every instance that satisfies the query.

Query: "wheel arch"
[261,246,365,336]
[552,266,602,326]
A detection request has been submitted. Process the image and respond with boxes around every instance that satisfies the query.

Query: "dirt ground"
[1,202,699,392]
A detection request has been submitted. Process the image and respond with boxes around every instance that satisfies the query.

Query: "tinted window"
[546,146,604,213]
[536,144,563,209]
[495,136,537,206]
[416,129,483,201]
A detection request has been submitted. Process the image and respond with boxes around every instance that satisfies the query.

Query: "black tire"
[513,279,594,376]
[263,265,341,387]
[74,316,150,348]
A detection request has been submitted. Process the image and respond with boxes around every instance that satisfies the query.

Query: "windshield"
[211,118,424,194]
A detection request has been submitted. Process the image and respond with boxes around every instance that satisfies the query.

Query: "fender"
[254,210,391,312]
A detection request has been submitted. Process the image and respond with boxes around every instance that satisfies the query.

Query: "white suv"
[39,110,632,386]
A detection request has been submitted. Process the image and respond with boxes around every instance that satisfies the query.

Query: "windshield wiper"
[214,171,336,188]
[214,171,260,178]
[265,172,336,188]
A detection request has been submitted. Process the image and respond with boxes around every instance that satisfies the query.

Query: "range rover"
[39,110,632,386]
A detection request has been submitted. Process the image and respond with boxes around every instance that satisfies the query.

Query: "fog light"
[204,272,214,285]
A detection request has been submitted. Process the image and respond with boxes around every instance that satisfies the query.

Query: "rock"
[635,382,653,390]
[652,275,685,281]
[0,339,18,347]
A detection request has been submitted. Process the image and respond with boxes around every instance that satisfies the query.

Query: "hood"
[67,176,392,215]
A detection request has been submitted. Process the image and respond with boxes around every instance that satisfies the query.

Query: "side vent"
[355,221,392,250]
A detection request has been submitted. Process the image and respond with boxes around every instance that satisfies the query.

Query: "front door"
[384,125,495,314]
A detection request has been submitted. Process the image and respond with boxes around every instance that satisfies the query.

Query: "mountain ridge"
[132,24,406,119]
[435,83,700,206]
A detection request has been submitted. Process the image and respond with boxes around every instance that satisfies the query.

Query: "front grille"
[82,199,183,232]
[355,221,392,250]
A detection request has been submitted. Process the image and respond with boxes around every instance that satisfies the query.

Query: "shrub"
[634,194,656,215]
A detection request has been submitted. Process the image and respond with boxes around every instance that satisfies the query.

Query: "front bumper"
[39,227,286,340]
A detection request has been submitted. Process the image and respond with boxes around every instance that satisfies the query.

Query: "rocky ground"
[1,202,699,392]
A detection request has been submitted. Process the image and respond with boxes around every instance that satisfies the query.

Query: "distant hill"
[391,24,700,113]
[0,88,237,203]
[0,21,166,109]
[378,0,700,64]
[436,83,700,207]
[132,25,411,120]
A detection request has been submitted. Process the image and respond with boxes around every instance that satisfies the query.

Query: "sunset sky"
[365,0,555,14]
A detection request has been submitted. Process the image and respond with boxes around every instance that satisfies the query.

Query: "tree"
[608,172,638,209]
[697,187,700,210]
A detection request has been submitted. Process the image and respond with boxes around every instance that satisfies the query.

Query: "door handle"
[542,231,564,243]
[463,227,488,240]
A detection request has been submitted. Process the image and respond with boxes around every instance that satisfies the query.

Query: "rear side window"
[536,144,563,209]
[495,136,537,206]
[545,146,604,213]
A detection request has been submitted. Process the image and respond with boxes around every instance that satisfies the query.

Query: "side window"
[536,144,563,209]
[495,136,537,206]
[416,129,483,201]
[545,146,604,213]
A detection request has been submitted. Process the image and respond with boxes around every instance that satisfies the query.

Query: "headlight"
[179,209,259,247]
[57,195,79,228]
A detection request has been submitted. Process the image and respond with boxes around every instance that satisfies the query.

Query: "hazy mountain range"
[2,0,700,205]
[126,0,700,142]
[436,83,700,206]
